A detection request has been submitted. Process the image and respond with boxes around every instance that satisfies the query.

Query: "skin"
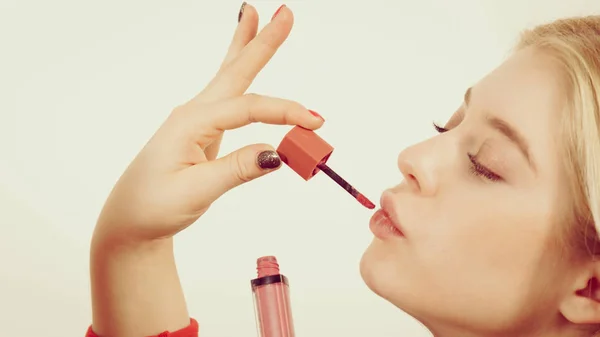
[89,5,326,337]
[90,5,600,337]
[360,47,600,336]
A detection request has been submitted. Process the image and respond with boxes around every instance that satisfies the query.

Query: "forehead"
[470,47,567,171]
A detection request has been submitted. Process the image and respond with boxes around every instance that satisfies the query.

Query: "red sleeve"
[85,318,198,337]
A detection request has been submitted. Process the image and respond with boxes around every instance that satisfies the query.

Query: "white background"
[1,0,598,336]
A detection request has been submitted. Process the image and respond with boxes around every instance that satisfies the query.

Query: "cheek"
[417,193,556,280]
[358,188,564,326]
[410,183,552,252]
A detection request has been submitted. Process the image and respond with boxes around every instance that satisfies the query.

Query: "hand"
[93,4,324,245]
[89,5,322,337]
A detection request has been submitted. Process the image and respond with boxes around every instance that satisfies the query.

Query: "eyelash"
[432,122,503,182]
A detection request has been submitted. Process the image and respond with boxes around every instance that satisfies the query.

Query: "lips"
[379,190,405,236]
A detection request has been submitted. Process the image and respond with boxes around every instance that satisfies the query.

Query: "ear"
[560,260,600,324]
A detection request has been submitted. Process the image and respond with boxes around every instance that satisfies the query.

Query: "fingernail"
[257,150,281,169]
[271,4,285,21]
[238,2,247,23]
[309,109,325,121]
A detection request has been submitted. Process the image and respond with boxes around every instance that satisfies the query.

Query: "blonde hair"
[516,16,600,257]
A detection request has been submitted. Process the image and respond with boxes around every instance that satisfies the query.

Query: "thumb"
[192,144,283,201]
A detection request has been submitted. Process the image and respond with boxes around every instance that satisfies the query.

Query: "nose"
[397,137,449,196]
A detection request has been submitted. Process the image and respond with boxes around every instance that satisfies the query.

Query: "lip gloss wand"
[276,126,376,210]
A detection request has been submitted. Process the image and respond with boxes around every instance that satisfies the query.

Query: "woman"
[86,3,600,337]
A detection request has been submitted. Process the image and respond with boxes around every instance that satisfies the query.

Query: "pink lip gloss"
[251,256,295,337]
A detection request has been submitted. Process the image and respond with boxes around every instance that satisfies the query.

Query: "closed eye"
[433,122,503,182]
[433,122,449,133]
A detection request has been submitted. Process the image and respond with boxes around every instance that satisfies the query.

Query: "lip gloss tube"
[251,256,295,337]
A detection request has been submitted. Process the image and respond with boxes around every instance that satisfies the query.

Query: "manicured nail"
[309,109,325,121]
[257,150,281,169]
[238,2,247,23]
[271,4,285,21]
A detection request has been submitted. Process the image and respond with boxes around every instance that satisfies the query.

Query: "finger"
[203,94,324,134]
[182,144,282,203]
[192,3,260,104]
[220,2,259,70]
[201,5,294,99]
[204,3,259,161]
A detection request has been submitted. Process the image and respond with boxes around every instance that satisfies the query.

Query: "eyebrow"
[464,87,537,172]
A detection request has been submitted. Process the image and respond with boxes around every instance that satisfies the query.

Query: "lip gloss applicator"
[251,256,295,337]
[276,126,375,209]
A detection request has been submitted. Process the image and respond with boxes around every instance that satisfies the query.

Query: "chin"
[359,238,426,320]
[359,238,402,301]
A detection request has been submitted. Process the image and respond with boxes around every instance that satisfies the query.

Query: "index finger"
[200,5,294,99]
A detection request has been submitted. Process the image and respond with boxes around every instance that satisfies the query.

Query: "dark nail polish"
[238,2,247,23]
[271,4,285,21]
[309,109,324,121]
[257,150,281,169]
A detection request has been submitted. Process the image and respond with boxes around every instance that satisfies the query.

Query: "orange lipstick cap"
[276,126,334,180]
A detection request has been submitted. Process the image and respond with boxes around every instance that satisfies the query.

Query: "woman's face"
[360,47,578,335]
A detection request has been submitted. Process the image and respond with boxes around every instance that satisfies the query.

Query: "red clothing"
[85,318,198,337]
